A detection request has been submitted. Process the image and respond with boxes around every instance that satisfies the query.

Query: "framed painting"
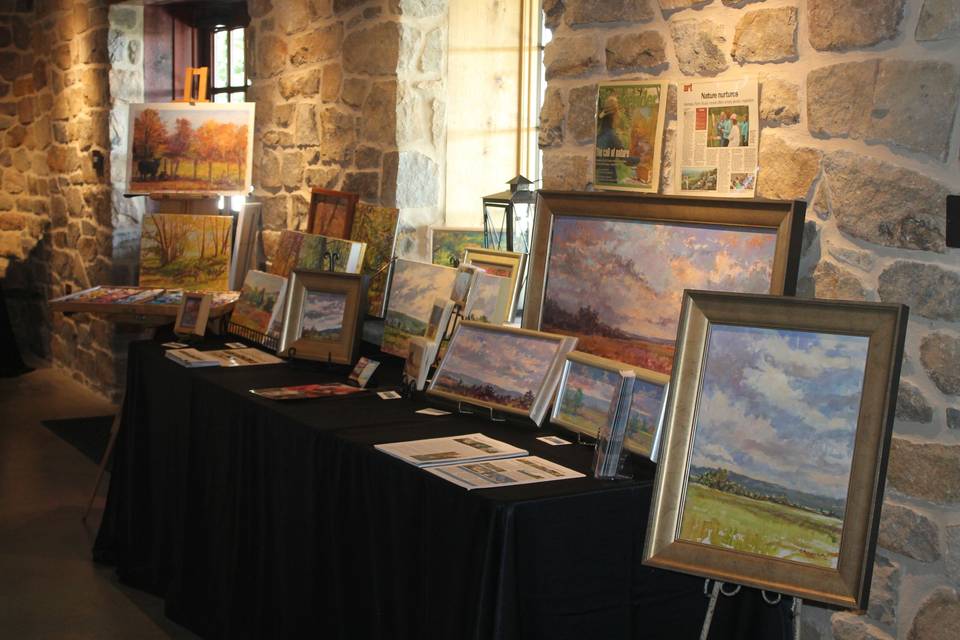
[382,259,458,357]
[462,246,527,320]
[277,270,367,365]
[523,191,805,375]
[551,351,668,460]
[427,321,577,426]
[594,82,668,193]
[126,102,255,195]
[644,291,908,609]
[139,213,234,290]
[429,226,485,267]
[229,270,287,340]
[350,203,401,317]
[307,188,359,239]
[174,292,211,336]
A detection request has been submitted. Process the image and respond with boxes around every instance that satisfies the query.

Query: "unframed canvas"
[307,188,359,238]
[139,213,234,290]
[429,227,486,267]
[350,203,401,317]
[382,259,458,358]
[230,270,287,338]
[126,102,255,195]
[644,291,908,609]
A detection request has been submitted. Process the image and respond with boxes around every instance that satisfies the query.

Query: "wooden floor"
[0,363,197,639]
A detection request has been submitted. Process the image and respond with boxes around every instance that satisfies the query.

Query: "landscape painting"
[541,215,777,374]
[231,270,286,336]
[624,378,667,458]
[299,291,346,341]
[350,203,400,316]
[296,233,365,274]
[432,325,561,412]
[679,324,869,569]
[554,360,620,436]
[139,214,233,290]
[430,227,485,267]
[127,103,254,194]
[308,188,358,238]
[464,273,510,323]
[382,259,457,357]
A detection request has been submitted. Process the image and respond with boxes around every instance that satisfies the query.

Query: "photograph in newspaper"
[676,78,758,198]
[594,82,667,193]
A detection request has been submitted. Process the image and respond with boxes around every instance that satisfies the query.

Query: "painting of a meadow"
[430,227,485,267]
[299,291,346,341]
[231,270,286,336]
[679,325,869,569]
[541,216,777,374]
[382,259,457,357]
[554,360,620,436]
[432,325,561,411]
[623,378,667,458]
[127,103,254,194]
[139,214,233,290]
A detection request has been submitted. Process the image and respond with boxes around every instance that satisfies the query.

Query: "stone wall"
[247,0,447,261]
[1,0,146,399]
[541,1,960,638]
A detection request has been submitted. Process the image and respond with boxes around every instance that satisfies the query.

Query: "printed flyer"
[676,77,758,198]
[594,82,668,193]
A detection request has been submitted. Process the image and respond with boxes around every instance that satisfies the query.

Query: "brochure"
[427,456,585,490]
[374,433,527,468]
[165,348,221,368]
[250,383,364,400]
[203,348,284,367]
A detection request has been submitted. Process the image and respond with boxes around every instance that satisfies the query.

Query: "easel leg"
[81,390,125,523]
[792,597,803,640]
[700,580,722,640]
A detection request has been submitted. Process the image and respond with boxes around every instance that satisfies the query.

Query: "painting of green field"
[430,227,485,267]
[680,482,843,568]
[381,259,457,357]
[139,213,233,290]
[554,360,619,436]
[623,378,666,458]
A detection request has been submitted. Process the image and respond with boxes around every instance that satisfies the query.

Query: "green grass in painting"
[556,398,607,434]
[679,483,842,568]
[139,254,229,290]
[383,311,427,355]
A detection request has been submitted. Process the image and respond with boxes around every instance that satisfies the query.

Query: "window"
[210,27,248,103]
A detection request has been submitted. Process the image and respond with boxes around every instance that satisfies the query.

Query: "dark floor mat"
[40,415,113,464]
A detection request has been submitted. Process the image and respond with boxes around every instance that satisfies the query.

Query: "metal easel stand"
[457,401,506,423]
[699,580,802,640]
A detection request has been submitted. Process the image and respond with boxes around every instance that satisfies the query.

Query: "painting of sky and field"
[624,378,667,458]
[555,361,619,435]
[465,273,510,323]
[382,260,457,357]
[541,216,777,374]
[433,325,561,411]
[300,291,346,341]
[679,325,869,568]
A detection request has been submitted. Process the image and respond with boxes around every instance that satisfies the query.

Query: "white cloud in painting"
[388,260,457,321]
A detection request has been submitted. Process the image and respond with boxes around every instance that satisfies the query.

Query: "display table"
[94,339,791,640]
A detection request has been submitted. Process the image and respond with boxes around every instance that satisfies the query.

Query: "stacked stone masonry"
[540,1,960,638]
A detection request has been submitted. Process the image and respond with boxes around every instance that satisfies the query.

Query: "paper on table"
[374,433,526,468]
[426,456,585,490]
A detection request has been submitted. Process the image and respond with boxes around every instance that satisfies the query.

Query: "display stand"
[457,401,506,423]
[226,321,279,352]
[699,580,801,640]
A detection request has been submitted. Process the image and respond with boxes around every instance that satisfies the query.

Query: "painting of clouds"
[299,291,346,341]
[433,325,562,411]
[624,378,667,458]
[465,273,511,323]
[555,361,620,435]
[382,259,457,357]
[541,216,777,374]
[679,324,869,568]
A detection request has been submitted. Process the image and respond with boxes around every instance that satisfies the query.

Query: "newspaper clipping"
[594,82,668,193]
[676,78,758,198]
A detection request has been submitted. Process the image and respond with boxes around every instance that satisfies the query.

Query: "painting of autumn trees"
[127,103,254,194]
[139,214,234,290]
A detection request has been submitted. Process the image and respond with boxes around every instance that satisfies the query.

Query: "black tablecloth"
[94,338,791,639]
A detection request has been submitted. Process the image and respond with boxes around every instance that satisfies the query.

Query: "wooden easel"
[174,66,209,103]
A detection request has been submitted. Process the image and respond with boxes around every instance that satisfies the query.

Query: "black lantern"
[482,175,536,253]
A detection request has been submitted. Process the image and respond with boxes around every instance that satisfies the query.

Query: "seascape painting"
[555,361,620,435]
[127,103,254,194]
[350,204,400,316]
[624,378,667,458]
[541,215,777,374]
[679,325,869,568]
[139,214,233,290]
[231,270,286,336]
[431,227,485,267]
[382,259,457,357]
[299,291,346,341]
[432,325,560,411]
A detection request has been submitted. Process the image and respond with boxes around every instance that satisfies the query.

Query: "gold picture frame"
[523,190,805,375]
[277,270,367,365]
[174,292,211,336]
[550,351,669,460]
[644,291,908,609]
[427,321,577,426]
[462,246,527,320]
